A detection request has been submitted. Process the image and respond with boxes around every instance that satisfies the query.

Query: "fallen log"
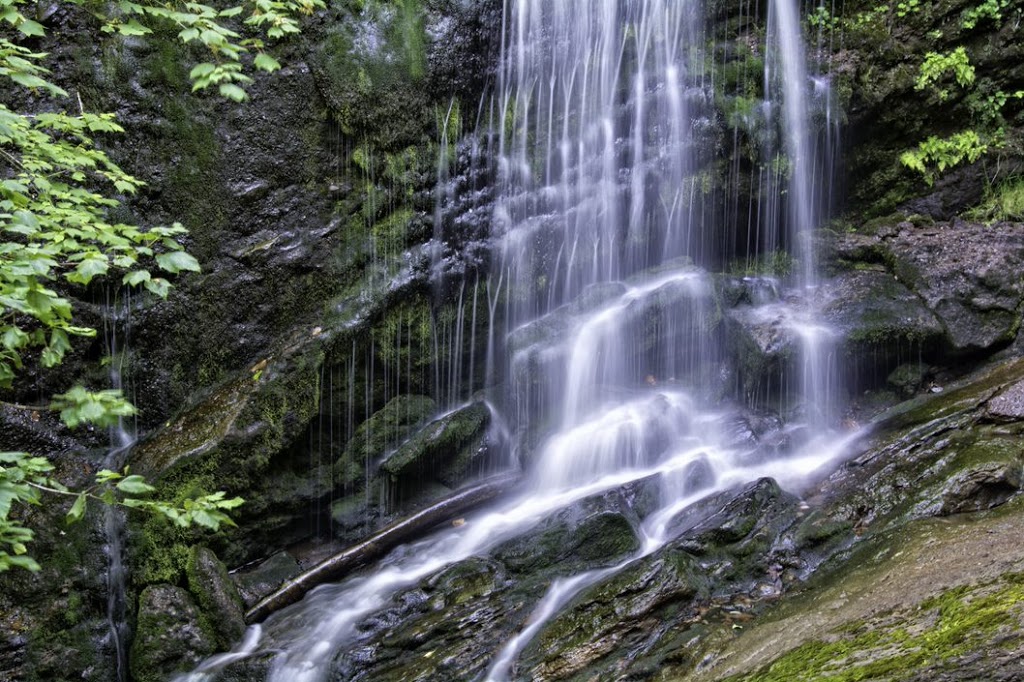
[245,471,521,624]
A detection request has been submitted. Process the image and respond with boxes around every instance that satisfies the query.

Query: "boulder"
[821,268,944,365]
[129,585,216,682]
[336,394,437,486]
[380,401,491,488]
[885,221,1024,354]
[186,546,246,648]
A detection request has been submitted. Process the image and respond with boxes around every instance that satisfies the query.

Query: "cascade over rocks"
[3,0,1024,679]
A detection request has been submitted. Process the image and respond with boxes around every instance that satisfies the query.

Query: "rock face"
[820,220,1024,399]
[887,221,1024,354]
[186,546,247,649]
[0,2,501,679]
[129,585,216,682]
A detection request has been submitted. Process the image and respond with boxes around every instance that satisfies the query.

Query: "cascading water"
[183,1,851,679]
[102,290,137,682]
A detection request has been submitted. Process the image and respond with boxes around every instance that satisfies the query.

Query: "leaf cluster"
[1,448,244,572]
[901,46,1022,185]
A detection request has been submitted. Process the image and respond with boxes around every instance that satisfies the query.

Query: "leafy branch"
[1,448,243,572]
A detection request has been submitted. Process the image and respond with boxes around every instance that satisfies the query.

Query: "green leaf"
[155,250,200,274]
[95,470,123,484]
[66,493,87,524]
[144,278,171,298]
[218,83,249,102]
[191,509,220,529]
[122,270,151,286]
[117,19,152,36]
[66,254,110,285]
[189,63,217,80]
[115,475,156,495]
[254,53,281,73]
[17,19,45,37]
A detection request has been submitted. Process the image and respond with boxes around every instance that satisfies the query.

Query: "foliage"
[0,449,243,572]
[902,47,1021,185]
[966,176,1024,221]
[2,0,324,100]
[961,0,1013,29]
[900,131,988,186]
[0,0,319,571]
[894,0,921,19]
[807,5,840,31]
[914,47,975,101]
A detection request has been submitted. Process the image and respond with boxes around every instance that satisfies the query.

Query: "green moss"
[727,250,796,277]
[336,393,436,483]
[380,401,490,482]
[733,573,1024,681]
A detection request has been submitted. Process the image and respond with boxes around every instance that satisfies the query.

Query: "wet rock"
[380,401,491,488]
[821,269,944,366]
[336,557,520,682]
[129,584,216,682]
[232,551,302,609]
[186,546,246,648]
[885,221,1024,354]
[336,394,437,486]
[935,462,1023,516]
[675,478,800,555]
[887,363,928,398]
[987,379,1024,421]
[512,479,800,680]
[507,282,630,354]
[132,376,255,476]
[493,507,640,576]
[523,552,704,680]
[724,303,799,405]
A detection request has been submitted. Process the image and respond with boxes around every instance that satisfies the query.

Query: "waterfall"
[102,289,137,682]
[183,1,849,679]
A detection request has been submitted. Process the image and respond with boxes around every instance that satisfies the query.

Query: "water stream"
[184,0,847,678]
[102,290,137,682]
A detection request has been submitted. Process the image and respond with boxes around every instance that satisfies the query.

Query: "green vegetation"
[914,47,974,100]
[900,130,988,186]
[961,0,1014,29]
[900,46,1022,185]
[967,175,1024,221]
[1,0,320,571]
[733,573,1024,681]
[0,451,242,571]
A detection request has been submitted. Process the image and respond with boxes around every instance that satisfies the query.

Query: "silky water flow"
[183,0,851,679]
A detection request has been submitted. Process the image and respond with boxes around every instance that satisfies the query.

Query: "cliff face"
[1,0,1023,679]
[0,1,500,678]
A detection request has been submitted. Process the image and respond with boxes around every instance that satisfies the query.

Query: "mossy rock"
[129,584,216,682]
[380,401,490,486]
[493,507,641,576]
[231,551,302,609]
[523,551,703,680]
[336,394,437,485]
[186,545,246,649]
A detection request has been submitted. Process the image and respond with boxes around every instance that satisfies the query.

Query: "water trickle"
[102,289,137,682]
[184,1,850,679]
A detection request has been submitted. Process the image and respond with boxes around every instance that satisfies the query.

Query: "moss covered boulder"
[186,546,246,649]
[129,584,216,682]
[380,400,492,490]
[335,394,437,487]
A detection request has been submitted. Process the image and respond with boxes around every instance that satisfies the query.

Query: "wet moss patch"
[731,572,1024,682]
